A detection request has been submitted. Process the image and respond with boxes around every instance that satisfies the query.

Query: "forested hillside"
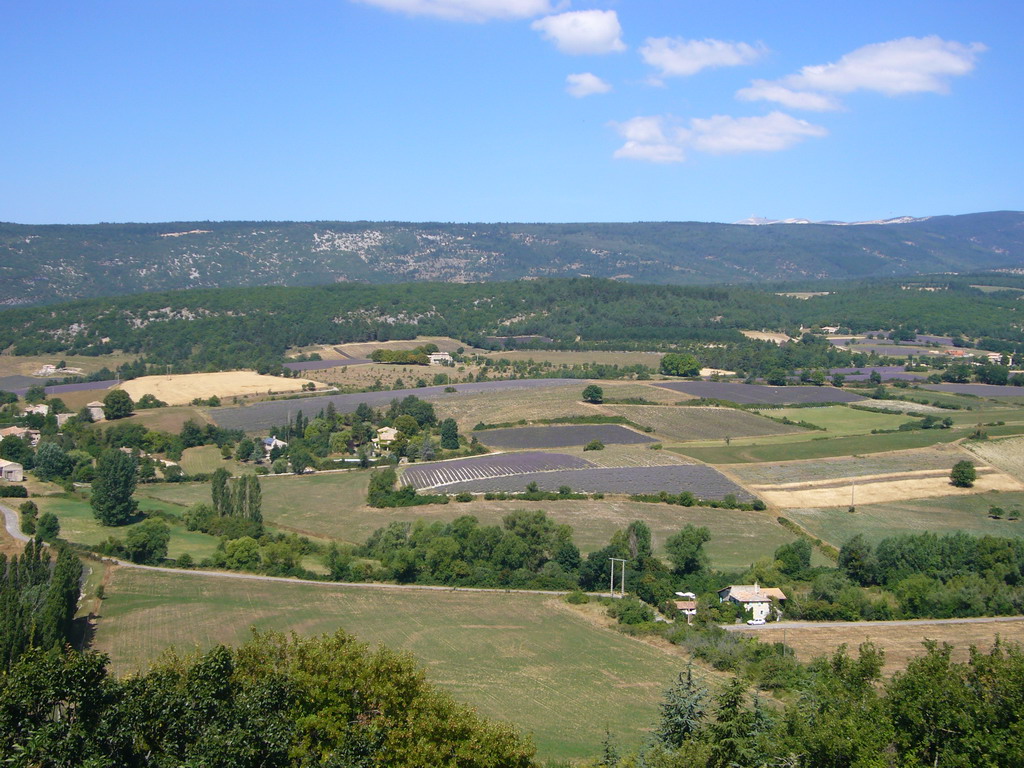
[1,212,1022,305]
[4,276,1024,374]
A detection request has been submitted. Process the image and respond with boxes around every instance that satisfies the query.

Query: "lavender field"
[424,464,754,500]
[210,378,581,431]
[922,383,1024,397]
[476,424,656,449]
[655,381,865,405]
[402,451,594,490]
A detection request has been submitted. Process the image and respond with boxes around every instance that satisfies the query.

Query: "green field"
[178,444,249,476]
[136,471,797,568]
[93,567,687,761]
[674,424,1024,464]
[786,490,1024,548]
[753,405,908,436]
[33,495,221,561]
[121,405,211,434]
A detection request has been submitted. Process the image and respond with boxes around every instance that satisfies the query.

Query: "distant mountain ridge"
[734,215,929,226]
[1,211,1022,306]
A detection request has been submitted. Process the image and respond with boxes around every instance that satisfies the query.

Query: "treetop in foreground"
[0,630,536,767]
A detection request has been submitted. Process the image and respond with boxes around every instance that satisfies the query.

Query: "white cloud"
[738,36,986,109]
[610,116,686,163]
[532,10,626,55]
[640,37,765,79]
[566,72,612,98]
[610,111,826,162]
[352,0,553,22]
[688,112,828,154]
[736,81,842,111]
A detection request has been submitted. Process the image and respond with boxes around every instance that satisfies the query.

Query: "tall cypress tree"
[211,468,230,516]
[90,449,138,526]
[655,663,708,748]
[247,475,262,524]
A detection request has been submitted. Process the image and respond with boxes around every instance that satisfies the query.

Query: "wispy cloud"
[610,111,827,163]
[532,10,626,55]
[640,37,765,82]
[738,36,986,110]
[352,0,553,22]
[566,72,612,98]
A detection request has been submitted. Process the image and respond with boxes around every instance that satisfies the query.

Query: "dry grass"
[334,336,477,358]
[756,467,1023,508]
[93,568,676,761]
[119,372,317,406]
[736,619,1024,675]
[433,384,596,431]
[741,330,793,344]
[964,436,1024,479]
[305,362,484,391]
[0,352,136,378]
[556,443,695,467]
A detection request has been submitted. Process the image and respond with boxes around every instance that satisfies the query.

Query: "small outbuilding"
[0,459,24,483]
[86,401,106,421]
[428,352,453,366]
[718,583,787,623]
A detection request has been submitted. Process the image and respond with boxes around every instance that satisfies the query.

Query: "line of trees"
[0,541,82,672]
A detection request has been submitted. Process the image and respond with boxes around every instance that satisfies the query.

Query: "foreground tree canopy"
[0,630,535,767]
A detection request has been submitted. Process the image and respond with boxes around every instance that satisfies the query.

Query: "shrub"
[455,492,473,502]
[583,440,605,451]
[0,485,28,498]
[566,590,590,604]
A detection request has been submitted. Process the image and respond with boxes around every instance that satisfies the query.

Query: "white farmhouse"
[718,583,787,623]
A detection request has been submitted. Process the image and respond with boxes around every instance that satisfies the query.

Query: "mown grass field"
[736,619,1024,675]
[606,405,803,442]
[31,495,221,561]
[754,405,909,436]
[785,490,1024,548]
[92,567,680,761]
[121,405,211,434]
[0,352,136,379]
[178,445,249,476]
[434,383,596,430]
[963,435,1024,478]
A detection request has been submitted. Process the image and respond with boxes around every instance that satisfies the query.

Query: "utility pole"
[609,557,627,597]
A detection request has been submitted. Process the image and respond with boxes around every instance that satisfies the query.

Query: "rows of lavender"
[401,451,594,490]
[654,381,865,405]
[417,463,753,500]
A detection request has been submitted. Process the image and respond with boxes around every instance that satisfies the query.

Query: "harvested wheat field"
[333,336,478,358]
[964,436,1024,480]
[119,371,317,406]
[740,330,793,344]
[754,466,1024,508]
[736,618,1024,675]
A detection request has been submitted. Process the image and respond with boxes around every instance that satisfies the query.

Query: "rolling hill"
[1,211,1022,306]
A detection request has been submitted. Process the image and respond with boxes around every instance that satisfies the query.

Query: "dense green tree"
[234,437,255,461]
[90,448,138,525]
[35,512,60,542]
[660,353,701,377]
[582,384,604,403]
[951,460,977,488]
[33,442,73,481]
[775,538,812,576]
[101,389,134,420]
[655,663,708,749]
[290,445,313,474]
[665,525,711,576]
[440,417,460,450]
[123,519,171,564]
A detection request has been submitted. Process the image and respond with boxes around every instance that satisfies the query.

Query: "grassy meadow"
[92,567,685,761]
[785,490,1024,548]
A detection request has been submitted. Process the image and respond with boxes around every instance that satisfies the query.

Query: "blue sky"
[2,1,1020,224]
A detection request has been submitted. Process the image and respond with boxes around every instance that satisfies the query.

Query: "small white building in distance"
[23,404,50,416]
[718,583,787,623]
[374,426,400,453]
[0,459,24,482]
[673,591,698,623]
[86,401,106,421]
[428,352,453,366]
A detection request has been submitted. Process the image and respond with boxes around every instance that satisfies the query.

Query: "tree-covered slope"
[1,212,1022,306]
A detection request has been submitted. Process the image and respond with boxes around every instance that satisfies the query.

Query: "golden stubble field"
[756,466,1024,507]
[118,371,317,406]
